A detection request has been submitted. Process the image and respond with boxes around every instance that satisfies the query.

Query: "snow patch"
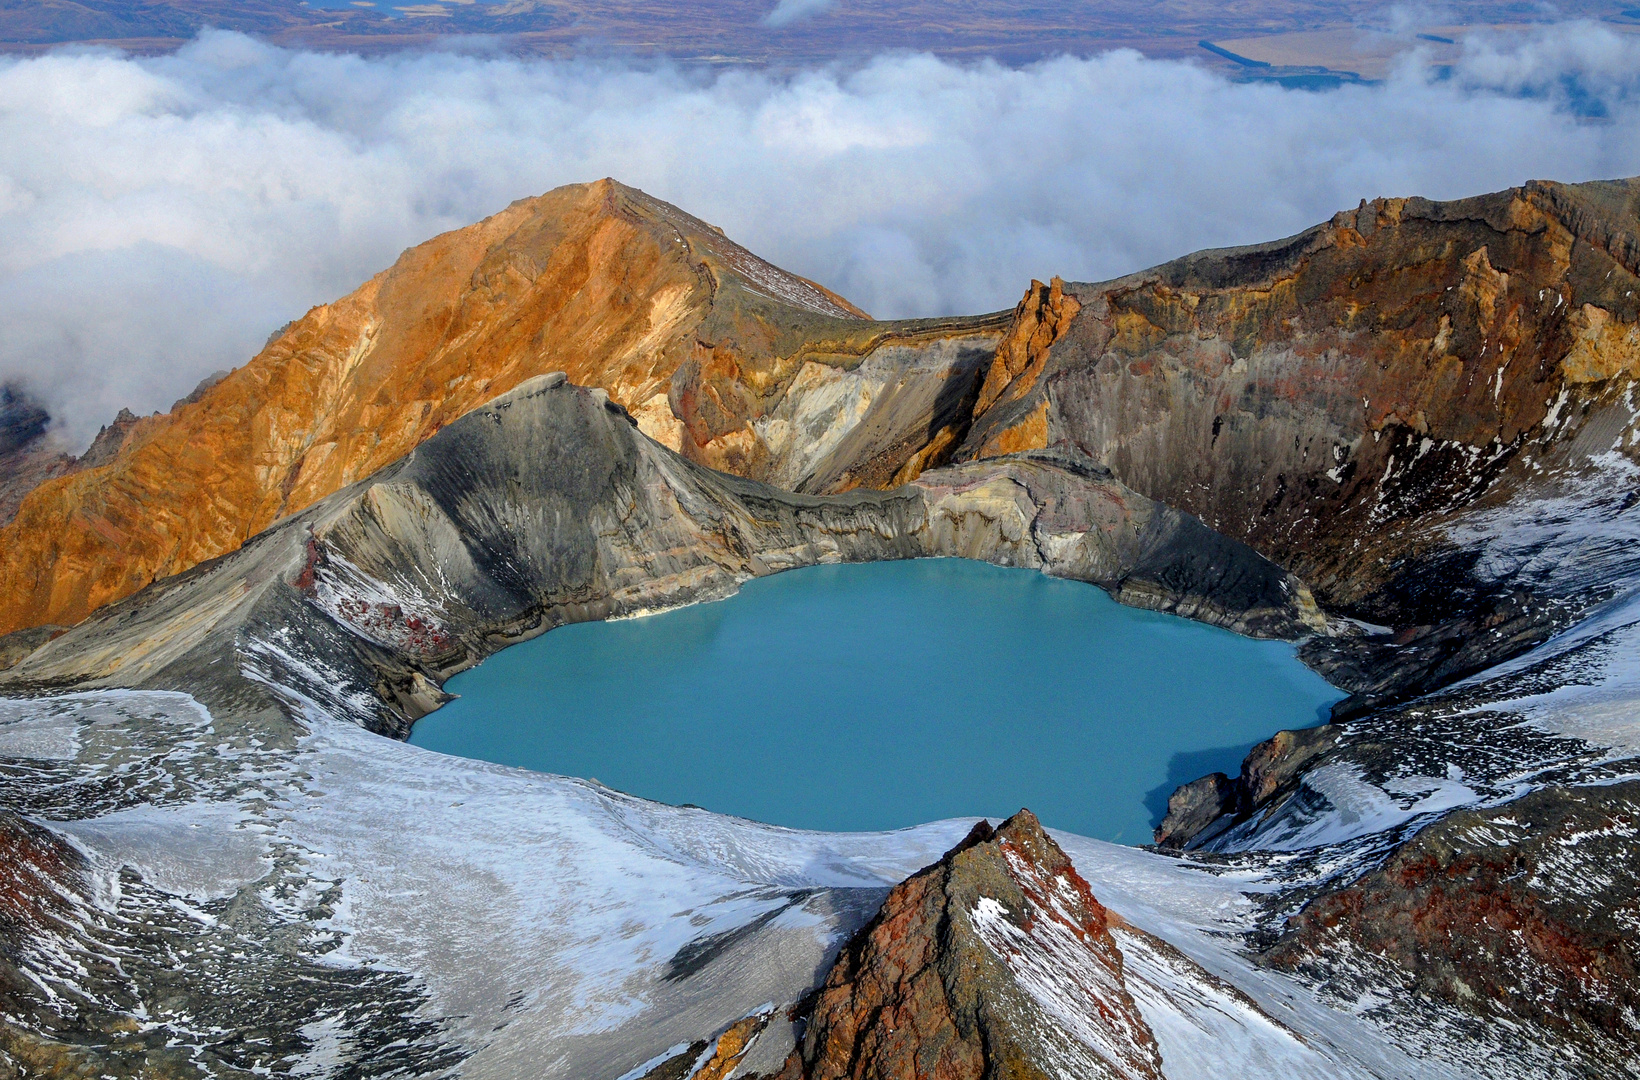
[1249,764,1480,852]
[969,894,1158,1079]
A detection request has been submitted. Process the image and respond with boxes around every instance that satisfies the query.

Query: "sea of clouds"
[4,23,1640,445]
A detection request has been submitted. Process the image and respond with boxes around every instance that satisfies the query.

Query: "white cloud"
[764,0,835,28]
[3,24,1640,446]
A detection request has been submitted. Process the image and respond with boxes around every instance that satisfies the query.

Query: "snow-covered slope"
[8,175,1640,1077]
[0,687,1472,1080]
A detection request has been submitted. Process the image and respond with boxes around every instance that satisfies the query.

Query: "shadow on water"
[1140,703,1336,830]
[1141,741,1260,830]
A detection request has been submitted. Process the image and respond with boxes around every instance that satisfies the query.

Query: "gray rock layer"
[0,374,1320,739]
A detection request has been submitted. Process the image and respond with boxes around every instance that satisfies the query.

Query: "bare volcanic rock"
[0,810,97,1073]
[1155,724,1339,848]
[0,810,86,948]
[774,810,1162,1080]
[905,177,1640,704]
[957,180,1640,600]
[0,375,1318,736]
[999,175,1640,852]
[0,179,999,637]
[16,174,1638,661]
[1152,772,1236,847]
[1265,782,1640,1063]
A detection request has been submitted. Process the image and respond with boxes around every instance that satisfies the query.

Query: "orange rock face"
[0,180,886,636]
[972,277,1080,417]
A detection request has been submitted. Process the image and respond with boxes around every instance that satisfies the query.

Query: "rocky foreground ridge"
[1,177,1639,1077]
[769,810,1167,1080]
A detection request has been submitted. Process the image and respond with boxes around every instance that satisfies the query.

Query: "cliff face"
[0,374,1317,734]
[0,180,1000,638]
[774,810,1163,1080]
[976,179,1639,552]
[939,179,1640,668]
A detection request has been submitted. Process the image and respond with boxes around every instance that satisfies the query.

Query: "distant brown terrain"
[2,0,1636,64]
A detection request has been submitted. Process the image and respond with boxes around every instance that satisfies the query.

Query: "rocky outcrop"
[970,277,1081,443]
[773,810,1162,1080]
[0,374,1318,735]
[0,180,1001,637]
[1265,782,1640,1064]
[761,328,1005,495]
[1240,724,1341,807]
[1155,724,1339,848]
[637,1013,775,1080]
[915,451,1322,637]
[1152,773,1236,848]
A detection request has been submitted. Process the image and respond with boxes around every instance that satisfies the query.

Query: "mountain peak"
[778,808,1163,1080]
[0,179,879,637]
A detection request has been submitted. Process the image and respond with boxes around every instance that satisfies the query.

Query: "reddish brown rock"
[0,811,86,940]
[0,811,97,1072]
[1265,782,1640,1058]
[776,810,1161,1080]
[945,179,1640,635]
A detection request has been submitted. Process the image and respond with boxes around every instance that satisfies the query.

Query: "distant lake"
[409,559,1343,842]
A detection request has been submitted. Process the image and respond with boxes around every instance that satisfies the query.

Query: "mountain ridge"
[0,178,1001,638]
[12,173,1637,652]
[2,173,1640,1077]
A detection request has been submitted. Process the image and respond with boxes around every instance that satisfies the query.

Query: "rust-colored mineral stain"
[978,399,1050,459]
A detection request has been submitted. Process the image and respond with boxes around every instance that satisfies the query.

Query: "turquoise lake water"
[409,559,1344,843]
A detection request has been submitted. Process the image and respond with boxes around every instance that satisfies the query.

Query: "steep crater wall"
[0,375,1320,741]
[898,179,1640,712]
